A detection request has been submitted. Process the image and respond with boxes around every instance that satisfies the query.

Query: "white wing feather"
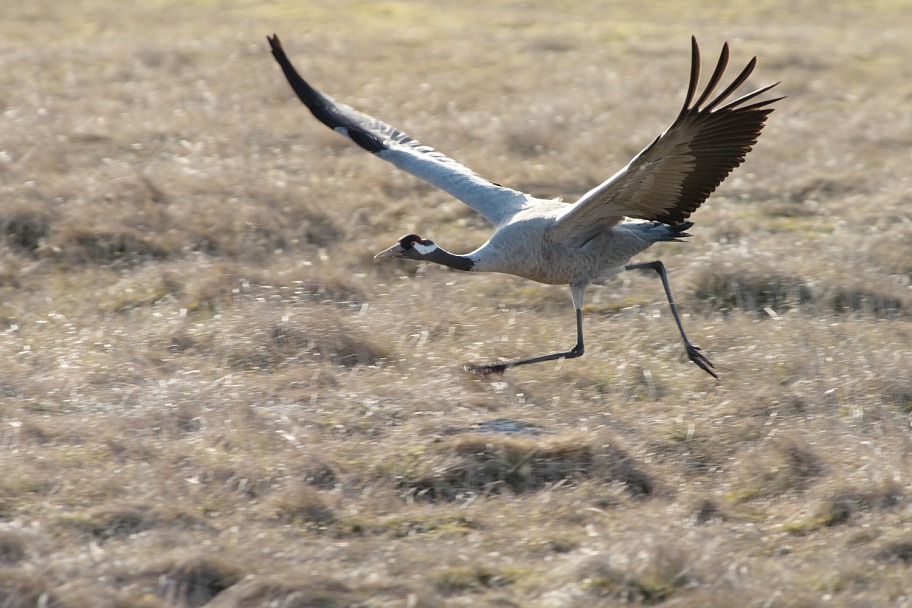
[268,35,532,228]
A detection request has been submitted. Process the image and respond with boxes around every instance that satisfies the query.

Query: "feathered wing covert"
[269,35,778,239]
[267,34,531,228]
[548,37,781,244]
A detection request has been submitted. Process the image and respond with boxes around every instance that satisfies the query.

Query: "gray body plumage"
[268,34,781,377]
[470,211,682,286]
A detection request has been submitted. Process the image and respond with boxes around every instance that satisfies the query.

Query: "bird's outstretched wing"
[549,37,781,242]
[268,34,531,228]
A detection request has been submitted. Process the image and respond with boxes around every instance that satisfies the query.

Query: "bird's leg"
[466,308,585,374]
[625,260,718,379]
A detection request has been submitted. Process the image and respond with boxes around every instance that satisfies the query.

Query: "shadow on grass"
[694,268,908,318]
[396,434,652,502]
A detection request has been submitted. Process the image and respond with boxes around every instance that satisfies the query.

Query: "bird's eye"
[400,234,423,248]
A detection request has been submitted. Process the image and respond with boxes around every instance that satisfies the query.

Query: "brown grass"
[2,0,912,606]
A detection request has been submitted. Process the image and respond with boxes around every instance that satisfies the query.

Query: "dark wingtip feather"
[691,41,731,110]
[679,37,702,119]
[267,34,368,146]
[718,84,783,112]
[703,55,757,112]
[267,33,319,107]
[267,34,284,58]
[661,39,783,223]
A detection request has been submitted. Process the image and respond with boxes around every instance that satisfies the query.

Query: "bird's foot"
[686,343,718,380]
[568,343,584,358]
[465,362,508,375]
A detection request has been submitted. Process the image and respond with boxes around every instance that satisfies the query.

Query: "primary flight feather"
[268,34,781,378]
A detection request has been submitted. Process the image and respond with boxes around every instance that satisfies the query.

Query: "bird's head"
[374,234,438,260]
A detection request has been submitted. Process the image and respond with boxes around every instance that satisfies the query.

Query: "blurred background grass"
[1,1,911,606]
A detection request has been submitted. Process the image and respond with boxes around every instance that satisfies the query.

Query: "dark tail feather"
[670,221,694,241]
[648,220,694,242]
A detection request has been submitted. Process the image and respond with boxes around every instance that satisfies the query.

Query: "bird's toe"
[465,362,508,375]
[686,345,718,380]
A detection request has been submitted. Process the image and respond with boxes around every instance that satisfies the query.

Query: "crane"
[268,34,781,378]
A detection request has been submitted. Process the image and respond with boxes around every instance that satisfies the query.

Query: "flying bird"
[267,34,781,378]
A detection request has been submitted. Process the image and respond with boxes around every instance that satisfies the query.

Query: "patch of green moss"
[725,487,765,503]
[387,514,480,538]
[785,506,850,536]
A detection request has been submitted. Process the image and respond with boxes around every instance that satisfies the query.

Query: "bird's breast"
[471,223,652,286]
[473,239,603,286]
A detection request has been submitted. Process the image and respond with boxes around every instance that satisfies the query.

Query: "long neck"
[412,245,475,272]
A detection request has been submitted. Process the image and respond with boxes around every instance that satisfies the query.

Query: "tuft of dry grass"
[262,481,335,525]
[0,207,49,254]
[205,576,358,608]
[876,540,912,565]
[0,530,28,566]
[57,502,160,541]
[0,570,56,608]
[394,432,652,502]
[147,555,245,608]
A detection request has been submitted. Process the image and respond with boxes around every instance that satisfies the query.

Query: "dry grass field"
[2,0,912,606]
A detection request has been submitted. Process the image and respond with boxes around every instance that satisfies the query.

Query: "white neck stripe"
[413,241,438,256]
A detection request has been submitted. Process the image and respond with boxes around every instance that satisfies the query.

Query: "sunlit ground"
[1,1,911,606]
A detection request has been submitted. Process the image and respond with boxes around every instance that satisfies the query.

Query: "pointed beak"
[374,243,406,259]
